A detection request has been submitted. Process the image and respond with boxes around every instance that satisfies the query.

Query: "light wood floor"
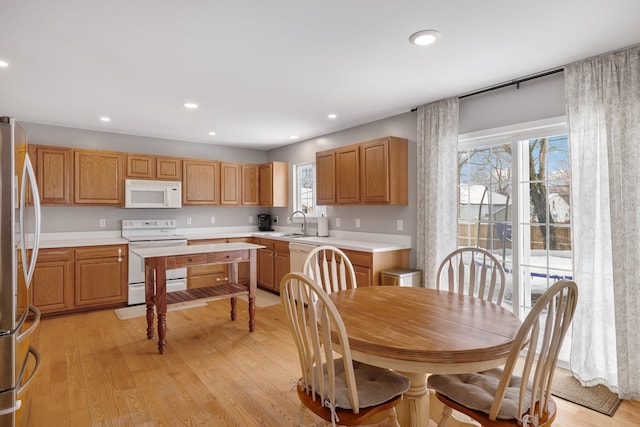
[24,299,640,426]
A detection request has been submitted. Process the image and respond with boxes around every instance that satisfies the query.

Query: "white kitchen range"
[121,219,187,305]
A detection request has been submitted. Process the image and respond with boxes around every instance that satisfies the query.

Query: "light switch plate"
[186,217,192,225]
[355,218,360,228]
[335,218,341,227]
[210,216,216,224]
[249,216,254,223]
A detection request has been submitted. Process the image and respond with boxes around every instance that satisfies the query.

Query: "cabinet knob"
[117,247,122,262]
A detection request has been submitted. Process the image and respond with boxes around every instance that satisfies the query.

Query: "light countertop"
[35,228,412,253]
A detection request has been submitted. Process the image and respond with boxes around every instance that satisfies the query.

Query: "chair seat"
[428,368,529,420]
[311,359,410,410]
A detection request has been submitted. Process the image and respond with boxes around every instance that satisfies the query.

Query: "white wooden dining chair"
[427,280,579,427]
[302,245,357,294]
[436,247,507,304]
[280,272,410,427]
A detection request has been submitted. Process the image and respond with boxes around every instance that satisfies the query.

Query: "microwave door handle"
[20,154,42,286]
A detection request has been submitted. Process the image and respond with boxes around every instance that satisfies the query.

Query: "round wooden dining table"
[328,286,522,427]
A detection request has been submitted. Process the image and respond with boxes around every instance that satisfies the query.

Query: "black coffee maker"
[257,214,273,231]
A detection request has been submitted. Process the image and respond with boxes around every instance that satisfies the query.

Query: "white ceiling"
[1,1,639,151]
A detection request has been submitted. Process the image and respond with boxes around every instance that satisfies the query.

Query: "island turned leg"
[156,259,168,354]
[230,297,237,320]
[145,260,156,339]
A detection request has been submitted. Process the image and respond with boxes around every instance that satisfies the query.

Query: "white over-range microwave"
[124,179,182,208]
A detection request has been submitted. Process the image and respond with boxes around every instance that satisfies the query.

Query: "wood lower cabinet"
[255,238,276,290]
[74,245,127,308]
[274,240,290,292]
[341,248,410,287]
[29,248,74,315]
[74,149,124,205]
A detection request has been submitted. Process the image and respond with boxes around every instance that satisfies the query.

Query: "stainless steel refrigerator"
[0,117,42,427]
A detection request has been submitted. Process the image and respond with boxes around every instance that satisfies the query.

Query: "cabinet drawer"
[255,238,275,250]
[36,248,72,262]
[208,250,247,263]
[341,249,372,268]
[274,241,290,253]
[170,253,207,268]
[188,263,226,276]
[75,245,126,260]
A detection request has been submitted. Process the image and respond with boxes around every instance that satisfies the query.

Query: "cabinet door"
[156,156,182,180]
[126,154,155,179]
[258,249,275,289]
[74,150,123,205]
[316,150,336,205]
[259,162,288,207]
[183,159,219,205]
[220,162,241,205]
[30,249,73,314]
[34,145,72,205]
[74,246,127,307]
[361,139,390,204]
[274,242,290,292]
[361,137,408,205]
[336,145,360,204]
[241,164,259,206]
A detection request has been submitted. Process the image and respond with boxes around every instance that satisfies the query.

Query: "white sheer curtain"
[565,45,640,399]
[416,98,459,287]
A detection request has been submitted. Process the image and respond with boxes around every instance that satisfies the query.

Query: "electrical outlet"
[210,216,216,224]
[355,218,360,228]
[249,216,254,224]
[273,216,278,224]
[335,218,341,227]
[186,217,192,225]
[99,219,106,228]
[397,219,403,231]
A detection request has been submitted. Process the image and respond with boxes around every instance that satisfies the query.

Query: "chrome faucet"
[290,210,307,235]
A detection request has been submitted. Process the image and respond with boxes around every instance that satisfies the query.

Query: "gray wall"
[24,70,566,270]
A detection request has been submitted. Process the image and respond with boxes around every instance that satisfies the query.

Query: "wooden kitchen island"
[130,242,264,354]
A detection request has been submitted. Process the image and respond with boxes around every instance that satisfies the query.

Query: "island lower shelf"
[165,283,249,305]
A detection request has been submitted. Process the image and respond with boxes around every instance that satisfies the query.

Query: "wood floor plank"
[23,298,640,426]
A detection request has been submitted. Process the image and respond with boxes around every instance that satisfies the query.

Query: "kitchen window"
[293,162,325,216]
[458,117,573,324]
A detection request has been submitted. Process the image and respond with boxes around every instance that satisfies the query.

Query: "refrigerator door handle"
[16,346,41,397]
[20,153,42,287]
[0,400,22,417]
[16,305,41,343]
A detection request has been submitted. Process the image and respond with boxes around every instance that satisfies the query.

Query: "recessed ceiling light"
[289,135,299,140]
[328,114,337,119]
[183,102,199,109]
[409,29,441,46]
[208,131,216,136]
[0,60,8,68]
[100,116,111,122]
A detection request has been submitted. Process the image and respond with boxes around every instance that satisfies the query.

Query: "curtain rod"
[458,67,564,99]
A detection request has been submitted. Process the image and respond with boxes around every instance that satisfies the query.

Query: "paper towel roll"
[317,216,329,237]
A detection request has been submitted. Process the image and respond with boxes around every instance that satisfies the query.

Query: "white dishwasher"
[289,242,317,273]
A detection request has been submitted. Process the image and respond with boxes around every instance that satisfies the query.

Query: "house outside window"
[293,162,326,216]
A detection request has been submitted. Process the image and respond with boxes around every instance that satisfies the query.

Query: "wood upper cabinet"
[315,136,408,206]
[361,137,408,205]
[156,156,182,180]
[31,145,73,205]
[220,162,241,205]
[336,144,361,204]
[126,154,182,180]
[182,159,219,205]
[316,150,336,205]
[74,245,127,308]
[241,163,259,206]
[126,154,155,178]
[259,162,288,207]
[29,248,74,315]
[74,149,123,205]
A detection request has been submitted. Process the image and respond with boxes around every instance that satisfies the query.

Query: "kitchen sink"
[282,233,307,238]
